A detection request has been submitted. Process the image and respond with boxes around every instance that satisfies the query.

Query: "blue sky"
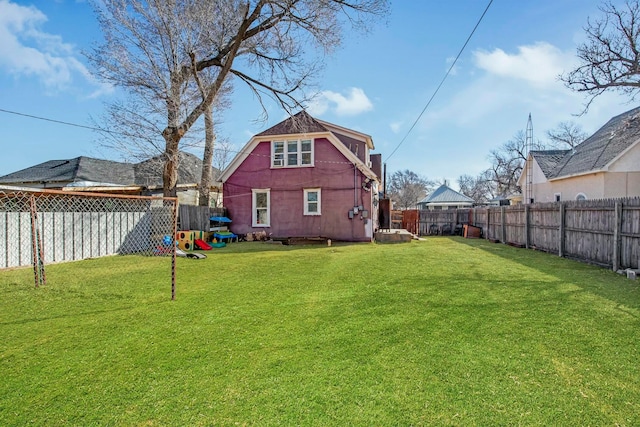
[0,0,636,188]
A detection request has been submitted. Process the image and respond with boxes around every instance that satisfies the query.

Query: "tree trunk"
[162,130,180,198]
[199,104,215,206]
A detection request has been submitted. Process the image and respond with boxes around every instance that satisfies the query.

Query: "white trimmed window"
[555,193,561,202]
[272,139,313,167]
[272,141,284,167]
[252,189,270,227]
[576,193,587,201]
[304,188,321,215]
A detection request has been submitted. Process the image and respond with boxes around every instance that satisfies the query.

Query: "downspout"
[354,164,358,207]
[353,164,358,241]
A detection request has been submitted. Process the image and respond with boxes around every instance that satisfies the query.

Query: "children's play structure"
[210,216,238,243]
[174,216,237,253]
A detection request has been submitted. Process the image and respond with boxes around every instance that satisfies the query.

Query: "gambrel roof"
[256,111,375,150]
[220,110,378,182]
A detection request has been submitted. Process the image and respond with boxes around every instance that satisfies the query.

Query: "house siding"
[535,171,640,201]
[604,172,640,197]
[609,141,640,172]
[551,173,605,200]
[223,138,375,241]
[525,154,640,201]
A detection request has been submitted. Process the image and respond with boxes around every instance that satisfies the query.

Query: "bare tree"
[88,0,388,196]
[457,171,496,204]
[545,121,588,149]
[387,170,434,210]
[486,131,544,197]
[561,0,640,111]
[212,139,235,179]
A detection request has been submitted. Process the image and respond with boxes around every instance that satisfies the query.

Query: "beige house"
[519,107,640,203]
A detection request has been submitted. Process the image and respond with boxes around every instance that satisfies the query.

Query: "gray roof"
[0,152,215,188]
[256,111,328,136]
[530,150,570,177]
[418,184,474,204]
[535,106,640,179]
[133,152,206,187]
[0,157,135,186]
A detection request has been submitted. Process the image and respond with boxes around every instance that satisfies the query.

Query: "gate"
[402,209,419,234]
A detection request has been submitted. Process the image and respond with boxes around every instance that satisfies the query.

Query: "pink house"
[220,111,382,242]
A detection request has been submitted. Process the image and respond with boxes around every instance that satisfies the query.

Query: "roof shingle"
[549,106,640,178]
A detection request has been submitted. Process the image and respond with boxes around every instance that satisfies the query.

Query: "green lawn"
[1,238,639,426]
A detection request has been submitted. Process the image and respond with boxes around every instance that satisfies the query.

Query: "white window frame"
[272,141,285,167]
[304,188,321,215]
[252,188,270,227]
[576,192,587,201]
[554,193,561,202]
[272,139,313,168]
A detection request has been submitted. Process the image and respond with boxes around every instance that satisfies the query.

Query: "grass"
[1,237,639,426]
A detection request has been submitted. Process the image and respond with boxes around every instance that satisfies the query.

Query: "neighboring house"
[487,195,515,206]
[417,184,474,210]
[519,106,640,202]
[220,111,382,242]
[0,152,222,206]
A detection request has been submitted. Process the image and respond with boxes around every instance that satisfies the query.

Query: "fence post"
[172,200,179,301]
[501,207,506,243]
[612,201,622,271]
[484,208,488,240]
[525,204,530,249]
[486,208,490,240]
[559,203,565,258]
[29,195,41,288]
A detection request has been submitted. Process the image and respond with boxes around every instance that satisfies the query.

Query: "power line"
[0,107,115,134]
[0,107,359,166]
[385,0,494,162]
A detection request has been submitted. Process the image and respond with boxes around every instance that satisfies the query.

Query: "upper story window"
[272,139,313,168]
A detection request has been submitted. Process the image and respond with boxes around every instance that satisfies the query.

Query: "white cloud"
[420,42,583,131]
[404,39,635,187]
[473,42,574,87]
[389,121,403,133]
[0,0,110,95]
[307,87,374,116]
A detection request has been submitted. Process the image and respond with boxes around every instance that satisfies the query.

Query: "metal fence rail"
[0,188,178,298]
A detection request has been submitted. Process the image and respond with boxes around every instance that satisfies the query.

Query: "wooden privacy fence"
[178,205,227,231]
[416,197,640,271]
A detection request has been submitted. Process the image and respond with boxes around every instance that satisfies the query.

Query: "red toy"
[194,239,212,250]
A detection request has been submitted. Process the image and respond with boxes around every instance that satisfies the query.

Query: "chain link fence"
[0,187,178,298]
